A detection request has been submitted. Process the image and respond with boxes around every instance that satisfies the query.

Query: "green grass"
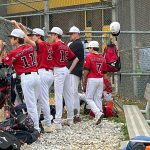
[111,95,148,141]
[121,124,129,141]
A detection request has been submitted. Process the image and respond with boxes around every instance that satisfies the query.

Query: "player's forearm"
[69,57,79,73]
[19,24,36,47]
[83,70,89,84]
[24,35,36,47]
[82,69,89,91]
[18,23,29,35]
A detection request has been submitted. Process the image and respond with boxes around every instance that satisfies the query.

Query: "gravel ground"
[21,117,123,150]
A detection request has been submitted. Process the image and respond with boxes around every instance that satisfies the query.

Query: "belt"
[25,72,31,75]
[45,68,52,71]
[23,72,38,75]
[39,68,53,71]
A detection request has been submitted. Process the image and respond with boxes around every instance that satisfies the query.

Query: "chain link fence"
[117,0,150,99]
[0,19,14,51]
[0,0,112,46]
[1,0,112,31]
[0,0,113,55]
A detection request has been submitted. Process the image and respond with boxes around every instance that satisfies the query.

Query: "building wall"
[6,9,111,32]
[7,0,101,14]
[0,0,7,16]
[4,0,111,32]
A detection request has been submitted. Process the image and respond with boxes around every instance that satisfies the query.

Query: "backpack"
[16,114,34,133]
[123,136,150,150]
[0,114,39,145]
[103,43,121,72]
[9,129,40,145]
[0,114,34,133]
[0,131,21,150]
[12,103,27,116]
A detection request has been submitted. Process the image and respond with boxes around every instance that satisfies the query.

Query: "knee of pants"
[72,91,79,97]
[86,97,94,103]
[66,101,74,110]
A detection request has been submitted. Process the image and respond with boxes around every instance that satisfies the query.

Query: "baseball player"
[49,27,79,129]
[0,27,41,132]
[83,41,107,125]
[27,28,54,132]
[67,26,84,123]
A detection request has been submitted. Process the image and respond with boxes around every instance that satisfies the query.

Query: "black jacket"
[67,39,84,78]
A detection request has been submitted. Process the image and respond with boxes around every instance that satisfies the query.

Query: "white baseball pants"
[20,72,41,131]
[53,67,74,124]
[86,78,103,115]
[38,68,54,126]
[78,93,86,102]
[69,74,80,116]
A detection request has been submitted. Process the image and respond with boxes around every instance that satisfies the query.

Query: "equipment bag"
[12,103,27,116]
[0,114,34,133]
[9,129,40,145]
[0,131,21,150]
[0,117,16,132]
[123,136,150,150]
[16,114,34,133]
[103,43,121,72]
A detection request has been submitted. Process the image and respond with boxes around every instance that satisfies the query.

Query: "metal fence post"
[112,0,117,21]
[44,0,49,36]
[112,0,119,95]
[130,0,137,97]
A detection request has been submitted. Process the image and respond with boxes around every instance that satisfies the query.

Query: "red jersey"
[84,53,107,78]
[3,45,37,75]
[51,41,75,67]
[37,41,53,70]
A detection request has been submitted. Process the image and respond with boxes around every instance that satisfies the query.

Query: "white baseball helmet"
[110,22,120,36]
[32,28,45,36]
[27,28,45,37]
[69,26,80,34]
[87,41,99,48]
[50,27,63,36]
[9,29,25,39]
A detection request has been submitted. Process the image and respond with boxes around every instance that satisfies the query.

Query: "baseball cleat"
[62,119,74,126]
[74,116,81,123]
[95,113,104,125]
[43,125,56,133]
[52,123,62,130]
